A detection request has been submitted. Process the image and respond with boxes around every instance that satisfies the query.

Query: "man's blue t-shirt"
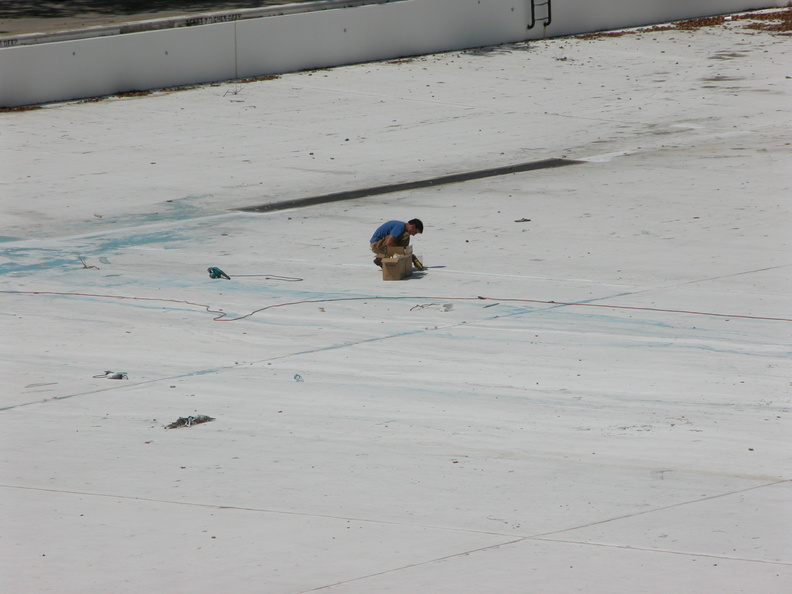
[370,220,405,243]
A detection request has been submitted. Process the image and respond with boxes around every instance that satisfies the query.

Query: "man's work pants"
[370,231,410,257]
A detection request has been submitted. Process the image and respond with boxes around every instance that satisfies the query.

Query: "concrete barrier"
[0,0,785,107]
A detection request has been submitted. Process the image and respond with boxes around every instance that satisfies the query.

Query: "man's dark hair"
[409,218,423,233]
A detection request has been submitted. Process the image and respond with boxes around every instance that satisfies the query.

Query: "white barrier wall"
[548,0,785,36]
[234,0,534,78]
[0,0,785,107]
[3,23,238,107]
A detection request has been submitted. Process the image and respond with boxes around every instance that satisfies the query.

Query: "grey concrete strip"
[237,158,582,212]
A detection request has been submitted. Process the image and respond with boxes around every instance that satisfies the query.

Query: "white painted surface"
[1,0,788,107]
[2,23,237,105]
[234,0,532,78]
[549,0,789,35]
[1,13,791,594]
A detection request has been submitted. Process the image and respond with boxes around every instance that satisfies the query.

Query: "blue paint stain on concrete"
[94,229,187,251]
[0,248,80,275]
[0,226,190,276]
[88,196,208,229]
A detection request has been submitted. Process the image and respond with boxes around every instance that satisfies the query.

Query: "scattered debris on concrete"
[93,371,128,379]
[165,415,215,429]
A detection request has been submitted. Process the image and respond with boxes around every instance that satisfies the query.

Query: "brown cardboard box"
[385,246,412,257]
[381,246,413,280]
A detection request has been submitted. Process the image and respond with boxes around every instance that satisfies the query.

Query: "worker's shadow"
[407,265,445,279]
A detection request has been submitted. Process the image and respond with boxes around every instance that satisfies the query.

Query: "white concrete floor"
[2,12,791,593]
